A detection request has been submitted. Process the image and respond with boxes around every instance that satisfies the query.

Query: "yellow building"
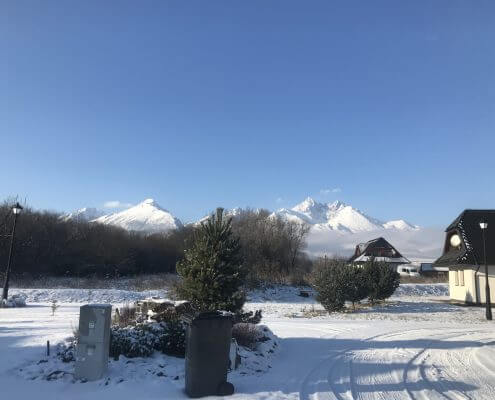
[434,210,495,304]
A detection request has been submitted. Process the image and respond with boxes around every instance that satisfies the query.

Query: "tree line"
[0,201,310,284]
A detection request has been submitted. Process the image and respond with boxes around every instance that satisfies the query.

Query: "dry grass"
[232,323,262,349]
[113,303,138,327]
[10,273,179,291]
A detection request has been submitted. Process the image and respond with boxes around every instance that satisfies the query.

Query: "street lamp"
[480,219,492,321]
[1,202,23,304]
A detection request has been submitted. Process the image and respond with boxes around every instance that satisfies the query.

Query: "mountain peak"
[328,200,346,210]
[140,198,157,206]
[292,197,321,212]
[383,219,419,231]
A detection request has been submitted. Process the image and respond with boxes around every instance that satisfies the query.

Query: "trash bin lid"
[181,310,234,324]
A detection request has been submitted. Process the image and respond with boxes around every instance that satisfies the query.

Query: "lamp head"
[12,202,23,215]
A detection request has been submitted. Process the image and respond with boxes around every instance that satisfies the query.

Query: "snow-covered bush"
[110,321,186,359]
[363,261,400,304]
[311,260,348,312]
[57,340,76,363]
[232,323,265,349]
[1,293,27,308]
[154,321,186,357]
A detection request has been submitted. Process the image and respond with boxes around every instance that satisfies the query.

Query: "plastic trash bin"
[182,311,234,398]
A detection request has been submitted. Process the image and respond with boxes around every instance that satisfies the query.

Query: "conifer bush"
[363,261,400,304]
[311,259,348,312]
[312,258,399,312]
[344,264,369,310]
[176,208,246,313]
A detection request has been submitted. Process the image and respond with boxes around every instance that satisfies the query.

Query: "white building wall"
[449,265,495,304]
[476,265,495,304]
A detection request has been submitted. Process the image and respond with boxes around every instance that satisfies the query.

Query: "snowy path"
[297,326,495,400]
[1,287,494,399]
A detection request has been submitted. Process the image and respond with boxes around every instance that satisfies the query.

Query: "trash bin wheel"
[217,381,234,396]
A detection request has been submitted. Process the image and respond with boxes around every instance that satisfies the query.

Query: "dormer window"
[449,233,462,249]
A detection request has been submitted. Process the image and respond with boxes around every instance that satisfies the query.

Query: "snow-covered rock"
[92,199,183,233]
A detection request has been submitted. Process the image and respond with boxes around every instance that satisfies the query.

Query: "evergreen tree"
[363,260,400,304]
[176,208,246,313]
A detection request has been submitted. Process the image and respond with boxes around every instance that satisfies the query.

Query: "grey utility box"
[75,304,112,381]
[183,311,234,398]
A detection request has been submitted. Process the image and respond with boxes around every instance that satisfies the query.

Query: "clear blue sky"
[2,1,494,225]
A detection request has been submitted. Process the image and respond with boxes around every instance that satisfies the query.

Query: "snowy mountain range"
[273,197,418,233]
[61,197,418,235]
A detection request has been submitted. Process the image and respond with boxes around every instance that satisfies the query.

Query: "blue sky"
[2,1,494,225]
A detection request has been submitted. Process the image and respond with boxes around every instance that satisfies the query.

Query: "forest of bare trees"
[0,201,311,285]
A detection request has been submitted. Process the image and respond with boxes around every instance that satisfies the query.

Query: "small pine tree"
[51,300,60,316]
[176,208,246,313]
[363,260,400,304]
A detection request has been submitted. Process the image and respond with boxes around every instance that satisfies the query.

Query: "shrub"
[311,260,348,312]
[109,322,187,359]
[155,321,186,357]
[363,261,400,304]
[344,264,369,310]
[232,323,263,349]
[110,325,157,358]
[57,340,76,363]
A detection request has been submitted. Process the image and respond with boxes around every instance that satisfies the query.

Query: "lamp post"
[480,220,492,321]
[2,202,23,303]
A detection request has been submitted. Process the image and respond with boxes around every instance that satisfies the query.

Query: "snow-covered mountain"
[60,207,106,222]
[274,197,418,233]
[192,207,246,226]
[62,197,417,237]
[92,199,183,233]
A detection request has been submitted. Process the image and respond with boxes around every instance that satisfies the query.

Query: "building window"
[454,270,459,286]
[459,270,465,286]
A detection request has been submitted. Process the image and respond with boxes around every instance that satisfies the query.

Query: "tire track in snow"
[300,328,488,400]
[402,330,488,400]
[300,328,431,400]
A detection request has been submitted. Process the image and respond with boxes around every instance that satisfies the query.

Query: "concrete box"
[75,304,112,381]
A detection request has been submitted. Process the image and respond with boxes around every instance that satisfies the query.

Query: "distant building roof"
[348,237,410,264]
[434,209,495,267]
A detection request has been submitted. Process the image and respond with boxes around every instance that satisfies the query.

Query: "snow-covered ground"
[1,284,494,399]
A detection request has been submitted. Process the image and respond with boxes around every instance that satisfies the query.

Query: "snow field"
[1,284,494,399]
